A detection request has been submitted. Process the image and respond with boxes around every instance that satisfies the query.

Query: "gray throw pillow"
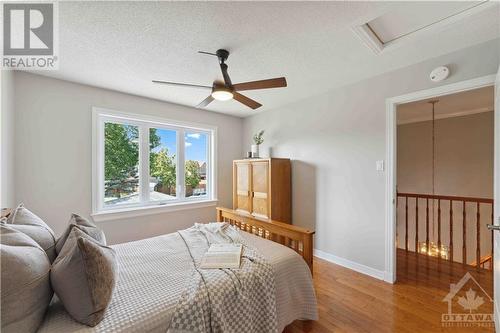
[51,227,117,326]
[6,204,57,262]
[1,224,53,333]
[55,213,106,254]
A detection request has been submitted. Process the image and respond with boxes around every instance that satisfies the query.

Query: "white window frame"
[91,107,217,221]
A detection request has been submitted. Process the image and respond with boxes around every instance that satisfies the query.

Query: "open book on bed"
[200,243,243,269]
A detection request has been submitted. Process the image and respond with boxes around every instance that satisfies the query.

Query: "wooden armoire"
[233,158,291,223]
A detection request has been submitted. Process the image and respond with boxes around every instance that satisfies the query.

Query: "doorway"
[386,75,496,282]
[385,74,497,330]
[397,86,494,268]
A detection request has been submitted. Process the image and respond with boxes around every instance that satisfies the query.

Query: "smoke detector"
[430,66,449,82]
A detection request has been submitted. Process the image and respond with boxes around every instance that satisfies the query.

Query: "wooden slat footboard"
[216,207,315,271]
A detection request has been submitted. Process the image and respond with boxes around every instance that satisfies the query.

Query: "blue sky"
[153,129,207,162]
[185,132,207,162]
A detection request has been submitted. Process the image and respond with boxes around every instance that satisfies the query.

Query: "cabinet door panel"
[234,162,251,214]
[251,161,269,218]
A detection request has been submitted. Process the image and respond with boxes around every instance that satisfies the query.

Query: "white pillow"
[51,227,117,326]
[6,204,56,262]
[55,213,106,254]
[0,224,53,333]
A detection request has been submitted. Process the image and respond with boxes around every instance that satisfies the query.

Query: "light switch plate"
[376,160,384,171]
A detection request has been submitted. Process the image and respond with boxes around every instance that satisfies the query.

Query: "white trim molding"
[92,199,218,222]
[385,74,496,284]
[387,75,496,106]
[351,24,383,55]
[385,96,397,284]
[496,299,500,333]
[314,249,385,281]
[493,66,500,330]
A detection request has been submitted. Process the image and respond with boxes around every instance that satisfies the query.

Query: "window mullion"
[139,124,150,204]
[98,118,105,212]
[207,132,212,200]
[177,129,185,200]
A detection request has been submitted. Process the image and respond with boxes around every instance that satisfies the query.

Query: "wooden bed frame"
[216,207,315,271]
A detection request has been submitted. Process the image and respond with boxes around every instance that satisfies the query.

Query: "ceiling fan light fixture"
[211,89,233,101]
[154,49,287,109]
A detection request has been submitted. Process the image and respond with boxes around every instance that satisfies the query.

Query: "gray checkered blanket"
[167,223,278,333]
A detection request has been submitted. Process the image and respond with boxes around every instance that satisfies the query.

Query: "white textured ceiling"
[397,85,494,124]
[31,1,500,117]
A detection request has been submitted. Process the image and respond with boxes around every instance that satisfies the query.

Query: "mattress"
[38,227,317,333]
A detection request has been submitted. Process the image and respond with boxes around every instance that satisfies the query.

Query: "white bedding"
[38,227,317,333]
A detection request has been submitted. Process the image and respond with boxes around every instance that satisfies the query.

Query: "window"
[184,132,208,198]
[93,108,216,217]
[150,128,178,201]
[104,122,140,206]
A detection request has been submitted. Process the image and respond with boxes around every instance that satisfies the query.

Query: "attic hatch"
[353,1,493,54]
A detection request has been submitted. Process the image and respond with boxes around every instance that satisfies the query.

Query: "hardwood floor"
[284,249,494,333]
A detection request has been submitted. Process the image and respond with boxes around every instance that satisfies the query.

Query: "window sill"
[91,199,218,222]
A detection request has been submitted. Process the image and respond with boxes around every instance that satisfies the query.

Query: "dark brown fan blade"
[196,95,215,108]
[233,77,287,91]
[233,92,262,110]
[152,80,211,89]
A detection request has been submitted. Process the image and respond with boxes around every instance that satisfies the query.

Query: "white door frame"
[385,74,497,283]
[493,67,500,327]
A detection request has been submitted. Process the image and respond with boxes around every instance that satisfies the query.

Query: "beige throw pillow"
[6,204,57,262]
[55,213,106,254]
[51,227,117,326]
[0,224,53,333]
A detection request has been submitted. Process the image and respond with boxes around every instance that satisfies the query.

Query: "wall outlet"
[376,160,384,171]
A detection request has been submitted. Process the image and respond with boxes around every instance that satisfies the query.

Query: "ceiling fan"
[152,49,287,110]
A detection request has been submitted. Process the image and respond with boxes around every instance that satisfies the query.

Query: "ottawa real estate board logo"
[441,272,494,328]
[2,2,58,70]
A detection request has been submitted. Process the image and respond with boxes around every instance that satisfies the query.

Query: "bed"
[38,207,317,333]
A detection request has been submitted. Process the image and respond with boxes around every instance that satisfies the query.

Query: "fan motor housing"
[216,49,229,62]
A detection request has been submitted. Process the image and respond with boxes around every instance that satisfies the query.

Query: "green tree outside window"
[185,160,201,189]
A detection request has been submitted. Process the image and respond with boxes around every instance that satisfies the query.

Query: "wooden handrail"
[217,207,314,235]
[396,192,494,270]
[216,207,315,271]
[472,255,493,269]
[397,192,493,203]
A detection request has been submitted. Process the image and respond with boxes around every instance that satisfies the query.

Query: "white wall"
[13,72,243,244]
[397,112,494,264]
[242,39,500,274]
[1,70,15,208]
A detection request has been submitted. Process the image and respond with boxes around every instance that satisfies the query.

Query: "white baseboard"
[314,249,386,281]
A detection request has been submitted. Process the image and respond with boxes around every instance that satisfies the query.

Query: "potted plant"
[252,130,264,158]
